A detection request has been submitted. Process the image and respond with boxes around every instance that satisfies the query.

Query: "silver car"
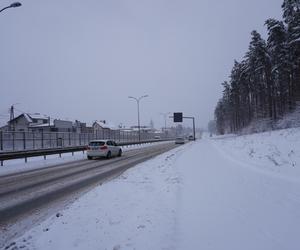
[86,140,122,160]
[175,137,185,144]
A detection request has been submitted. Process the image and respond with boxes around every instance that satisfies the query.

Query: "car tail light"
[100,146,108,150]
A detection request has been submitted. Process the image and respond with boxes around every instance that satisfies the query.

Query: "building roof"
[8,113,49,123]
[27,113,49,120]
[23,113,33,122]
[93,120,117,130]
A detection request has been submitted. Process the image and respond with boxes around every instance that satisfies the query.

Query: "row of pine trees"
[214,0,300,134]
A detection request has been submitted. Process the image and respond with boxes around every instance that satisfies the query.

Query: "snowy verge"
[240,106,300,134]
[210,128,300,181]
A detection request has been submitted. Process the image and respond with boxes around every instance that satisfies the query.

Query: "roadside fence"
[0,130,169,152]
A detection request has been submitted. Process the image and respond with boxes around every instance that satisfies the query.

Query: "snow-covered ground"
[2,129,300,250]
[210,128,300,180]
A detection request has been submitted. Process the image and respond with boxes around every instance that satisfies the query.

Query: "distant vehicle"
[175,137,185,144]
[188,135,194,140]
[86,140,122,160]
[154,135,161,140]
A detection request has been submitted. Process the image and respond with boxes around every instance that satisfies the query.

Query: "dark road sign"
[173,112,183,123]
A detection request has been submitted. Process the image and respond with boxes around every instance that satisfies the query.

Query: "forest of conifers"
[214,0,300,134]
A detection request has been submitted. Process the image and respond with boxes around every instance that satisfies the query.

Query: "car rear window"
[89,141,105,146]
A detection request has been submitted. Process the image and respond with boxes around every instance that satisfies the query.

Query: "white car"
[175,137,185,144]
[86,140,122,160]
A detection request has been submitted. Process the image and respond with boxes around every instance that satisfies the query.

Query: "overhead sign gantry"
[171,112,196,141]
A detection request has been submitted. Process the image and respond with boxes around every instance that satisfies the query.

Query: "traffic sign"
[173,112,183,123]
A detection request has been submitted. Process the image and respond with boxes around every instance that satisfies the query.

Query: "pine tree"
[282,0,300,106]
[265,18,289,117]
[245,30,273,119]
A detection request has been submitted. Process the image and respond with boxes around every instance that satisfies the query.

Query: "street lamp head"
[10,2,22,8]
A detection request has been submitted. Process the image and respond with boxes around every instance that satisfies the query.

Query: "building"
[0,125,9,132]
[7,113,50,132]
[29,119,75,133]
[74,120,93,133]
[93,120,119,138]
[7,113,84,133]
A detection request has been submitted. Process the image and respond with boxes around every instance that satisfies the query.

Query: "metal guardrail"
[0,139,174,166]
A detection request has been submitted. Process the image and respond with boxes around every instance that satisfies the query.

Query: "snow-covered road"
[2,130,300,250]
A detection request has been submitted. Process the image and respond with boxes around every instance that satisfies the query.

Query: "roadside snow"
[210,128,300,181]
[2,129,300,250]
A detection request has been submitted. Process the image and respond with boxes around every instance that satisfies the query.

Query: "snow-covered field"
[2,129,300,250]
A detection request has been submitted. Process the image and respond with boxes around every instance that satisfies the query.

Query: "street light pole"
[0,2,22,14]
[160,112,170,132]
[128,95,149,142]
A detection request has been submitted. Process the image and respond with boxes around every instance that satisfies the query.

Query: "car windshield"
[89,141,105,146]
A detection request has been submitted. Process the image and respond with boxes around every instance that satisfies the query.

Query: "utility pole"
[9,103,20,131]
[10,105,15,121]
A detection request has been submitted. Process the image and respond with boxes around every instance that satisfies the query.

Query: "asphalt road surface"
[0,142,178,247]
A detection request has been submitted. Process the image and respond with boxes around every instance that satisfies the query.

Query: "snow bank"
[240,106,300,134]
[210,128,300,180]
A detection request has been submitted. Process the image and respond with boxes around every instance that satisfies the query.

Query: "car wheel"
[118,149,122,157]
[106,151,111,159]
[87,156,93,160]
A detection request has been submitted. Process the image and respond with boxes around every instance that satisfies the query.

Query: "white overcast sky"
[0,0,282,128]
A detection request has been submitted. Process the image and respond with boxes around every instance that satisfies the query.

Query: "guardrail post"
[0,131,3,151]
[23,131,26,150]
